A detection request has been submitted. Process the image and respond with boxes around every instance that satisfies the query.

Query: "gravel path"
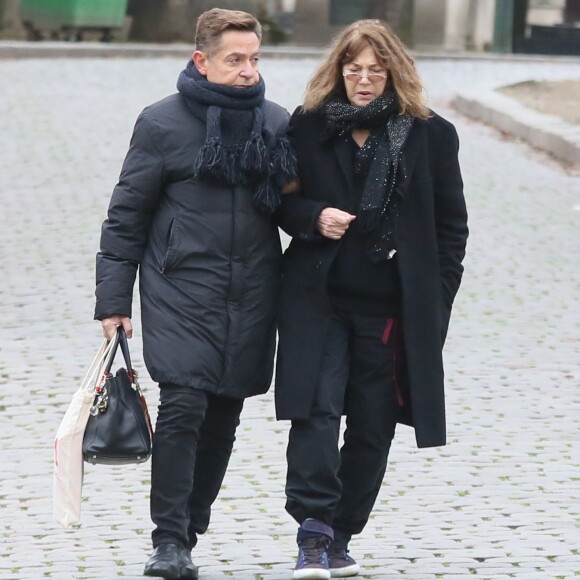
[0,56,578,580]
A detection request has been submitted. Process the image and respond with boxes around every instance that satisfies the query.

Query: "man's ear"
[192,51,208,76]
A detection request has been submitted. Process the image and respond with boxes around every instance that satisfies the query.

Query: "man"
[95,9,295,579]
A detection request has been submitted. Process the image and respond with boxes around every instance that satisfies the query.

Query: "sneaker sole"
[330,563,360,577]
[292,569,331,580]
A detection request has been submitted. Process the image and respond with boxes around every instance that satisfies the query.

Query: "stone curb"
[453,88,580,167]
[2,39,580,63]
[0,40,323,59]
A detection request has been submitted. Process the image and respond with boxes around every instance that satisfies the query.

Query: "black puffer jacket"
[95,93,289,398]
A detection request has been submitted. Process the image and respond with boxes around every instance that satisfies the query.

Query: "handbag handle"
[104,326,133,376]
[80,337,116,393]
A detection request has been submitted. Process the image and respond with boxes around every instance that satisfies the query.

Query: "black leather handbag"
[83,327,153,465]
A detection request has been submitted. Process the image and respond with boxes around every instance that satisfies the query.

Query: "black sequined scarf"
[177,60,296,213]
[322,92,413,261]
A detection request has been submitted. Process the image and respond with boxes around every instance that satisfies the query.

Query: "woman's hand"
[101,316,133,340]
[317,208,356,239]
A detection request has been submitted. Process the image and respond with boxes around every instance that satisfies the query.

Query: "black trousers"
[285,310,401,548]
[150,383,244,549]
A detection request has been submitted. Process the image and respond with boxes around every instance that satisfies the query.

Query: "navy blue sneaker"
[293,519,334,579]
[328,544,359,577]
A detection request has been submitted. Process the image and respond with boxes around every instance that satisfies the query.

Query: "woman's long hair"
[303,19,429,119]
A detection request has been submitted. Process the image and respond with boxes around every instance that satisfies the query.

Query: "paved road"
[0,55,578,580]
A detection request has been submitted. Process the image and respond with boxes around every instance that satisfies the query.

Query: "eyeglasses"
[342,70,388,83]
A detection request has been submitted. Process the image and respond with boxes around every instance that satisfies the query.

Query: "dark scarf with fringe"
[177,60,296,213]
[322,91,413,262]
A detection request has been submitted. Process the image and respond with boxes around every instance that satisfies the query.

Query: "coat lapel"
[395,120,426,196]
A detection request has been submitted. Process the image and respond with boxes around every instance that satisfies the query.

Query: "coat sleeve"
[94,110,166,320]
[272,109,329,239]
[273,193,329,240]
[433,121,468,330]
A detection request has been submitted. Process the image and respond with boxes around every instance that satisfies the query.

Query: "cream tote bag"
[53,336,117,528]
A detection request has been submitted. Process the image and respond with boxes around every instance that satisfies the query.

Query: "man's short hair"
[195,8,262,57]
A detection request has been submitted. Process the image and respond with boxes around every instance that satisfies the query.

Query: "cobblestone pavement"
[0,55,579,580]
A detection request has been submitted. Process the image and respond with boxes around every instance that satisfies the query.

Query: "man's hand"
[101,316,133,340]
[282,179,300,194]
[317,208,356,240]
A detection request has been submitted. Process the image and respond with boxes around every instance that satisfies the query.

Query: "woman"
[275,20,468,579]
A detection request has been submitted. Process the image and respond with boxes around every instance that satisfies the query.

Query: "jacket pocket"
[161,218,178,273]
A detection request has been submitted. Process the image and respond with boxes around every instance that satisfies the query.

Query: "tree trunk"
[127,0,169,41]
[127,0,199,43]
[564,0,580,23]
[512,0,529,46]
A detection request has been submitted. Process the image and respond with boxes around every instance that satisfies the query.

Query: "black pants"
[285,311,401,548]
[151,384,244,549]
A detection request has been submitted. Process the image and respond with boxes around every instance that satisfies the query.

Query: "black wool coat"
[95,93,290,399]
[274,108,468,448]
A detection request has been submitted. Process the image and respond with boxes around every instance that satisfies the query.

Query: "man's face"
[193,30,261,87]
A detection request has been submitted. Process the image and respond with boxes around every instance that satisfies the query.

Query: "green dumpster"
[21,0,128,41]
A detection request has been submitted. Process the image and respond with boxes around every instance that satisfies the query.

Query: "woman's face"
[342,45,388,107]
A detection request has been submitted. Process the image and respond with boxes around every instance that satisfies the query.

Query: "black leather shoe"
[143,543,198,579]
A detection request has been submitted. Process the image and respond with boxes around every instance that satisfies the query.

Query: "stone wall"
[0,0,499,50]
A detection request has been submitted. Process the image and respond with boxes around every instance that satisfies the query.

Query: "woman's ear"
[192,51,208,76]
